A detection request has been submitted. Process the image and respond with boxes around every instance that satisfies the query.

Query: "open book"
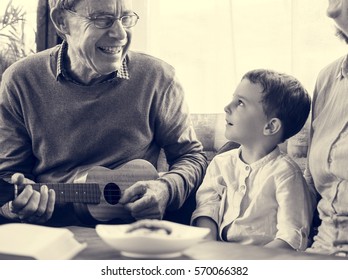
[0,223,87,260]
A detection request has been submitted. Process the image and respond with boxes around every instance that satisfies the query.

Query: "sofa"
[157,113,229,173]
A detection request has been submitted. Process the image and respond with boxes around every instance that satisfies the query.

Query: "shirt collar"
[337,54,348,79]
[236,145,281,171]
[56,41,130,84]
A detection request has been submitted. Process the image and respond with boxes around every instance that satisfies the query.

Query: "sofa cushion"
[157,113,228,172]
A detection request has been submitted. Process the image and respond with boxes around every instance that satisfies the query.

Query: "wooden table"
[68,226,347,260]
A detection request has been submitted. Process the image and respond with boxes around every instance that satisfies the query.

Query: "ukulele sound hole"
[104,183,121,205]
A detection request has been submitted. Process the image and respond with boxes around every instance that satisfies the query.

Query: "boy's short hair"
[242,69,311,142]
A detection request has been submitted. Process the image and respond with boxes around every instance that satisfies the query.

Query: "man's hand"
[5,173,56,224]
[119,179,170,220]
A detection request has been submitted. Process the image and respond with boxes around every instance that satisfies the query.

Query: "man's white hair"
[48,0,77,10]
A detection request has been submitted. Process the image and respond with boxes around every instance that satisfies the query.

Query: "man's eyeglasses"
[65,9,139,29]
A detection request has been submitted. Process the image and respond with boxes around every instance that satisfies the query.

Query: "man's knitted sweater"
[0,45,207,210]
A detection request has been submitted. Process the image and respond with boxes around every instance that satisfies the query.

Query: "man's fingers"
[11,185,34,212]
[7,174,55,224]
[34,185,49,217]
[123,194,163,220]
[11,173,35,185]
[11,173,25,185]
[17,191,41,219]
[119,183,147,204]
[125,194,154,212]
[44,189,56,220]
[27,191,55,224]
[120,181,167,220]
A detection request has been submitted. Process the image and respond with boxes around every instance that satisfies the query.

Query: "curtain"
[36,0,61,52]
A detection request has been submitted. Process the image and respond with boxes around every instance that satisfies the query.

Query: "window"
[132,0,348,113]
[0,0,38,79]
[0,0,38,57]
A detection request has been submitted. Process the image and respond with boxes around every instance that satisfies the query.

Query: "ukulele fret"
[32,183,101,204]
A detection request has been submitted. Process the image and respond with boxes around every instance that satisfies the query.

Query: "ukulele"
[0,159,159,224]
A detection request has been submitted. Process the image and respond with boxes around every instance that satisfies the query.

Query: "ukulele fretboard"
[27,183,101,204]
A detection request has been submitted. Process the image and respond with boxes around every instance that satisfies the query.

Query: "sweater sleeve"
[0,73,36,180]
[154,75,208,210]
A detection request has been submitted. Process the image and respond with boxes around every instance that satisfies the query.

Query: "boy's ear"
[50,7,69,35]
[263,118,282,136]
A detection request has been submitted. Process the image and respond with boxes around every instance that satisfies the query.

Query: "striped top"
[306,54,348,255]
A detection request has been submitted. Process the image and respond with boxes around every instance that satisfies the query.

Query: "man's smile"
[98,46,123,55]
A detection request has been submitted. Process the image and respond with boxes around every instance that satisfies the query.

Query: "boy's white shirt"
[192,146,314,251]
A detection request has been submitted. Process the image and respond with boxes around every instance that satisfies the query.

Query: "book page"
[0,223,87,260]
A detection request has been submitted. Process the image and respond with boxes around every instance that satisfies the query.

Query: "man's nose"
[108,21,128,40]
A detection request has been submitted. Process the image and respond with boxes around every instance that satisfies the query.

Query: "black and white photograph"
[0,0,347,278]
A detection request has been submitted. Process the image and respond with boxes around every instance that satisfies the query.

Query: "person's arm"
[0,71,36,181]
[120,73,207,220]
[264,239,293,250]
[302,108,319,211]
[154,75,208,211]
[274,171,313,251]
[194,216,218,240]
[0,76,55,223]
[190,159,225,239]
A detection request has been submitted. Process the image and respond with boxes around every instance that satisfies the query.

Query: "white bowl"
[96,220,210,258]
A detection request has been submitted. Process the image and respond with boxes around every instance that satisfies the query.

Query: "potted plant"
[0,0,35,82]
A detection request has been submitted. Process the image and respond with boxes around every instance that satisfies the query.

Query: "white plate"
[96,220,210,258]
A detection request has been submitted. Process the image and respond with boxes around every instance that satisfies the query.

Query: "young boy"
[191,69,314,251]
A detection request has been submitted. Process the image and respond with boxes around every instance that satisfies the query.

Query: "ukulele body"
[73,160,159,224]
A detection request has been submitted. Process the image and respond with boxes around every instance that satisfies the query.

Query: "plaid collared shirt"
[56,41,130,84]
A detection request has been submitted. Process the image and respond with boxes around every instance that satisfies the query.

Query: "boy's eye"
[238,100,244,106]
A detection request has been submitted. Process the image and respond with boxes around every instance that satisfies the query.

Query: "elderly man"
[0,0,207,224]
[303,0,348,256]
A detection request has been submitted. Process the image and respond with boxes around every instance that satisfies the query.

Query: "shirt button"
[245,166,250,171]
[240,185,246,192]
[328,158,333,164]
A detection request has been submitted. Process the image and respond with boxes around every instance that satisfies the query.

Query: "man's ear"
[50,7,69,36]
[263,118,282,136]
